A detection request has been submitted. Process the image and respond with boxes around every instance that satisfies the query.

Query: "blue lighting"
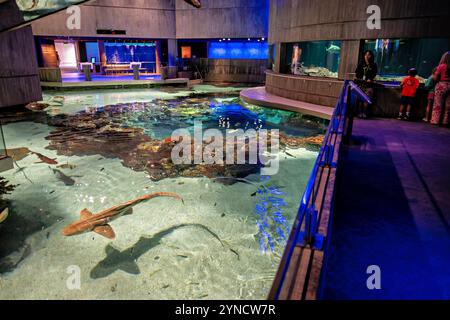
[254,176,290,254]
[104,42,156,64]
[208,41,269,59]
[86,42,99,64]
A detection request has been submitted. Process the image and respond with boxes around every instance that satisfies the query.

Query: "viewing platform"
[240,86,334,120]
[322,118,450,299]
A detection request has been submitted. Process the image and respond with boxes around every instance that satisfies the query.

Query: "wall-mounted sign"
[181,47,192,59]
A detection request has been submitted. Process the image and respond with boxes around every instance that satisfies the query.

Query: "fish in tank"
[364,38,450,84]
[282,41,341,78]
[0,85,328,299]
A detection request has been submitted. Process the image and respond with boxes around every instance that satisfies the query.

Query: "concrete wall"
[266,71,343,106]
[267,0,450,107]
[175,0,269,39]
[269,0,450,43]
[0,0,42,108]
[197,58,267,83]
[32,0,177,38]
[32,0,269,39]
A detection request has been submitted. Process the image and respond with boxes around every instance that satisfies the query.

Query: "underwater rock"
[303,67,338,78]
[279,133,324,149]
[51,96,65,105]
[43,98,324,183]
[44,103,264,183]
[0,177,16,197]
[25,102,50,112]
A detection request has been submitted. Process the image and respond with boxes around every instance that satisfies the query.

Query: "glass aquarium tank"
[104,42,157,73]
[208,41,269,60]
[281,41,342,78]
[364,38,450,83]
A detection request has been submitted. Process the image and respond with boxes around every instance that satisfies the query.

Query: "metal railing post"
[343,84,354,144]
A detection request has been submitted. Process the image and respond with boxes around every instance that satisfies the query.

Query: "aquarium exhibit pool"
[0,85,327,299]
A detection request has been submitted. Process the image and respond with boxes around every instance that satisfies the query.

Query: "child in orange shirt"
[398,68,420,120]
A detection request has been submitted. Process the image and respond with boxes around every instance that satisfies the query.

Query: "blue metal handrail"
[271,80,372,300]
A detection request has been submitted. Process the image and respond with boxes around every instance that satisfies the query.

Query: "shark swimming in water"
[0,208,8,224]
[62,192,183,239]
[326,44,341,54]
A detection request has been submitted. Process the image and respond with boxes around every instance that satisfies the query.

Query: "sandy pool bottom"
[0,121,317,300]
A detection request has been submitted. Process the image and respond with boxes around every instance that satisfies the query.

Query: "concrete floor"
[322,119,450,300]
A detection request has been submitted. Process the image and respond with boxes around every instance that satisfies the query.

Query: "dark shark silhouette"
[90,223,227,279]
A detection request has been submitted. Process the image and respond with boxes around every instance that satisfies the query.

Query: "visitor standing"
[398,68,420,120]
[431,51,450,126]
[355,50,378,118]
[423,68,438,122]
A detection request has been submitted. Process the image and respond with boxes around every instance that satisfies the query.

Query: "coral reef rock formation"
[44,103,263,183]
[0,177,16,197]
[25,102,50,112]
[280,134,324,149]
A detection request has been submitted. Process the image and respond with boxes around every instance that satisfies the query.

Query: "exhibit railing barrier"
[268,80,372,300]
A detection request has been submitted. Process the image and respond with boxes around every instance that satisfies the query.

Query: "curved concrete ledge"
[240,86,334,120]
[265,71,343,107]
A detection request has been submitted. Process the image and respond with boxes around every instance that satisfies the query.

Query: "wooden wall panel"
[338,40,361,80]
[199,58,266,83]
[269,0,450,43]
[32,0,177,39]
[0,24,42,108]
[0,76,42,108]
[266,72,343,107]
[31,0,269,40]
[175,0,269,39]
